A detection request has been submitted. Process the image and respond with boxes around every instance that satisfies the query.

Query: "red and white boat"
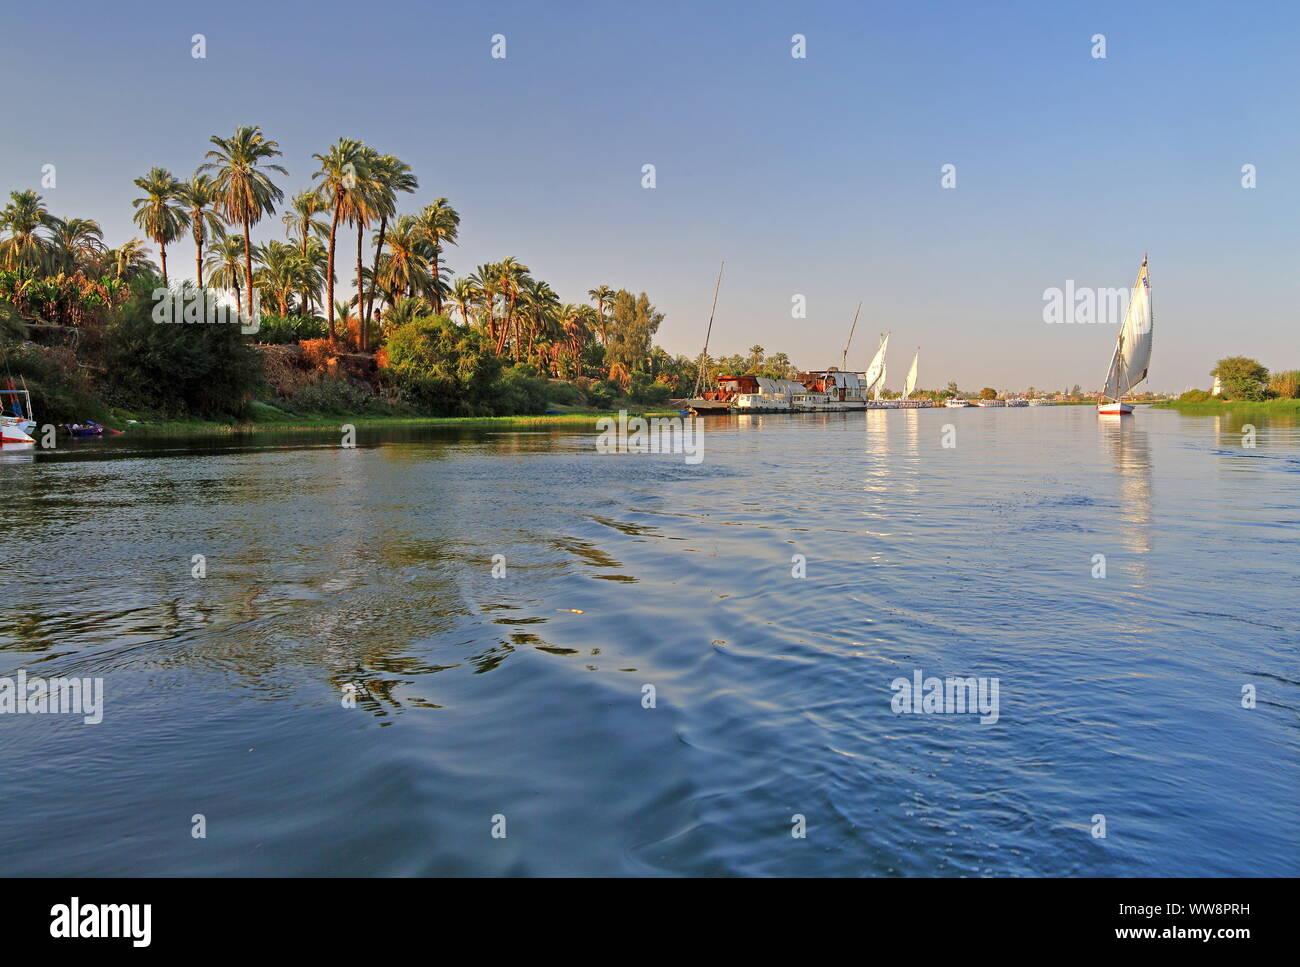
[1098,256,1153,417]
[0,421,35,445]
[1,384,37,444]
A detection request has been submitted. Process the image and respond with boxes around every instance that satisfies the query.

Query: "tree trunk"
[430,250,440,314]
[355,222,365,351]
[160,242,168,286]
[242,216,254,321]
[366,215,386,331]
[325,206,340,343]
[195,237,204,288]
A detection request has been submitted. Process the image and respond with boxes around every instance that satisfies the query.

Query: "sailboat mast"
[841,301,862,372]
[692,261,725,398]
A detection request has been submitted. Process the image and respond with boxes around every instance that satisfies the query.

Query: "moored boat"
[1,381,37,439]
[944,398,970,408]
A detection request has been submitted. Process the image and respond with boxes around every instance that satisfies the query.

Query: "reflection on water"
[1098,416,1153,574]
[0,409,1297,876]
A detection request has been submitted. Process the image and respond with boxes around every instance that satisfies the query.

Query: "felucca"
[1097,256,1153,416]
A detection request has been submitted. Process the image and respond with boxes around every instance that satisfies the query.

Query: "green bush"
[1178,389,1214,402]
[256,313,326,345]
[494,364,549,415]
[545,380,583,406]
[385,314,505,415]
[100,279,262,418]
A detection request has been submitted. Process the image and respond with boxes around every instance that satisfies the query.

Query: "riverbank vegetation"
[0,125,753,429]
[1158,357,1300,412]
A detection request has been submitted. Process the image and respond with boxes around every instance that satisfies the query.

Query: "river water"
[0,406,1296,876]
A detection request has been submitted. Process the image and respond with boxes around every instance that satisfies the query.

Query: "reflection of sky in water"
[0,409,1296,876]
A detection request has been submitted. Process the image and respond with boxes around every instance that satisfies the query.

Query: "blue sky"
[2,0,1296,391]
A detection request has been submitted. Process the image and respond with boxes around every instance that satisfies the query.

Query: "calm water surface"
[0,407,1296,876]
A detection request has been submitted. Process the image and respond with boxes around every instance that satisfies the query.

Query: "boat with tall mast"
[1,379,37,444]
[1098,255,1153,416]
[685,262,733,415]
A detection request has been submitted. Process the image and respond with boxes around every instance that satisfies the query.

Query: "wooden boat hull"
[1097,402,1134,416]
[686,399,733,415]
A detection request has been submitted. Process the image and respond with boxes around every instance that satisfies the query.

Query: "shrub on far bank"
[384,314,505,415]
[1268,369,1300,399]
[1178,389,1214,402]
[100,280,261,418]
[256,313,326,345]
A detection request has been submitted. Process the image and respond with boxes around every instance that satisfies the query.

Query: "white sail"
[874,357,887,400]
[902,349,919,399]
[862,332,890,393]
[1101,257,1153,400]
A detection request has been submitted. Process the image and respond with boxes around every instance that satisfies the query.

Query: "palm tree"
[312,138,368,343]
[204,235,248,314]
[375,214,430,302]
[46,216,104,274]
[588,285,614,346]
[282,189,328,314]
[519,278,560,365]
[181,173,226,288]
[381,295,432,333]
[202,125,287,312]
[450,277,478,327]
[294,237,328,319]
[0,190,54,271]
[363,155,417,332]
[105,238,158,281]
[131,167,190,285]
[409,199,459,314]
[346,146,387,351]
[492,257,531,356]
[254,240,299,316]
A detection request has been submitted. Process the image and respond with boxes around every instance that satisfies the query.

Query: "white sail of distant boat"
[1211,374,1222,396]
[1098,256,1153,416]
[902,349,919,400]
[863,332,890,396]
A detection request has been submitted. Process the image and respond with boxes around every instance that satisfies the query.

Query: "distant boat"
[1098,256,1153,416]
[944,398,970,408]
[686,262,733,415]
[858,332,889,407]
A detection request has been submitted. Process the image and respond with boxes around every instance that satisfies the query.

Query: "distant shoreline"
[1151,398,1300,416]
[117,410,678,436]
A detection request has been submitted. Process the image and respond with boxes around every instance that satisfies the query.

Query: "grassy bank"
[1151,398,1300,416]
[121,405,681,436]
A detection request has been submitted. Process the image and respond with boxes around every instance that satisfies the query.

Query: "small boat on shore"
[61,421,106,438]
[1098,255,1153,417]
[944,398,970,408]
